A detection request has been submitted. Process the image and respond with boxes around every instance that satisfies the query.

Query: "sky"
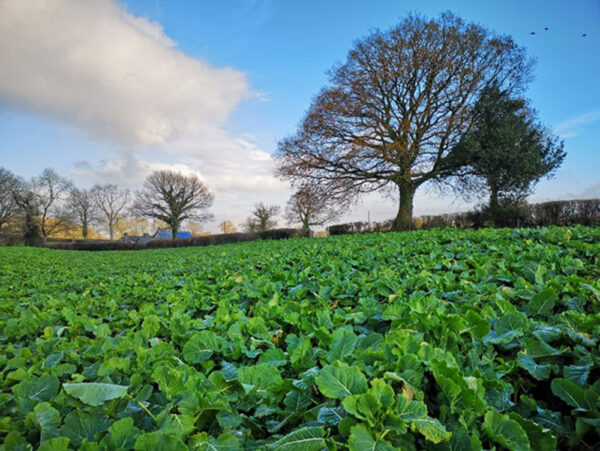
[0,0,599,233]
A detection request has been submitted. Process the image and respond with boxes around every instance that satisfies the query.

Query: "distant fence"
[327,198,600,235]
[44,228,306,251]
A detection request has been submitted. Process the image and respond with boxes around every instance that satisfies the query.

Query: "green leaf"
[160,414,196,439]
[396,396,427,422]
[190,432,240,450]
[29,402,60,442]
[103,417,139,450]
[343,393,379,425]
[290,337,314,369]
[348,424,394,451]
[315,361,367,399]
[526,289,557,317]
[368,379,394,408]
[524,339,565,359]
[551,378,591,410]
[141,315,161,339]
[13,375,59,412]
[183,331,221,364]
[63,382,128,406]
[496,312,528,336]
[483,410,530,451]
[462,310,490,339]
[270,426,325,450]
[284,390,311,411]
[258,348,288,367]
[508,412,557,450]
[317,406,346,425]
[563,365,590,386]
[38,437,70,451]
[412,417,452,444]
[134,431,187,451]
[60,411,109,446]
[238,363,283,397]
[327,329,358,362]
[517,353,551,380]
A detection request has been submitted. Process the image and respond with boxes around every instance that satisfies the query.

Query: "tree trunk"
[171,220,179,240]
[392,185,415,231]
[489,184,499,211]
[489,183,500,227]
[302,215,310,235]
[109,223,114,241]
[82,223,88,239]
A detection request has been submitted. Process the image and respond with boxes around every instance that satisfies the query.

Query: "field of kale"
[1,226,599,450]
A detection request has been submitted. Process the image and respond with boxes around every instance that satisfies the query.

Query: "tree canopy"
[134,170,214,239]
[276,12,533,230]
[92,184,129,240]
[285,185,341,232]
[447,85,565,219]
[244,202,280,232]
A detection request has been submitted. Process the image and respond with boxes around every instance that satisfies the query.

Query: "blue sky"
[1,0,599,231]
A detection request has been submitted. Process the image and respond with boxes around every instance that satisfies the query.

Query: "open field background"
[1,227,599,449]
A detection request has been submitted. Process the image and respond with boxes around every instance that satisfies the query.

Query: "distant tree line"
[0,166,332,245]
[0,168,218,244]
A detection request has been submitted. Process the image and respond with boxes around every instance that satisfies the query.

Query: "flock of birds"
[529,27,587,37]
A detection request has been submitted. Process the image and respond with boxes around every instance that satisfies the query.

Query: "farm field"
[1,227,599,450]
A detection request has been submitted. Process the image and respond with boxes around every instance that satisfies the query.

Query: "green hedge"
[45,228,305,251]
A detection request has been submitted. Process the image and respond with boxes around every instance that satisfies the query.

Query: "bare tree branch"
[92,184,129,240]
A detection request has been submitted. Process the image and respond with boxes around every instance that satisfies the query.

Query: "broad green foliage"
[0,226,599,449]
[63,383,128,406]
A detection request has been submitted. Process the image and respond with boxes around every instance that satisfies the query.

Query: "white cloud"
[553,110,600,139]
[0,0,293,231]
[0,0,249,148]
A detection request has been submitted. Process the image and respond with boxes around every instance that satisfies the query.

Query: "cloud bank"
[0,0,249,147]
[0,0,290,230]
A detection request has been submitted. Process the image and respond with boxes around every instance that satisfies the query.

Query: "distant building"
[153,230,193,240]
[120,229,193,243]
[120,232,154,244]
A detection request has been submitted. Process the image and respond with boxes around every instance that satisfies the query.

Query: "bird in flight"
[530,31,536,35]
[582,33,587,37]
[544,27,549,31]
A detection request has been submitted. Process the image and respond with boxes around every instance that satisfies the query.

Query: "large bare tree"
[66,188,98,239]
[92,184,129,240]
[285,185,341,233]
[133,170,214,239]
[0,167,21,231]
[276,13,533,230]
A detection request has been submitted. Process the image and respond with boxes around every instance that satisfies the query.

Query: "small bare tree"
[0,167,21,231]
[244,202,281,232]
[66,188,98,239]
[133,170,214,239]
[285,185,341,232]
[218,220,238,234]
[92,184,129,240]
[31,168,72,241]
